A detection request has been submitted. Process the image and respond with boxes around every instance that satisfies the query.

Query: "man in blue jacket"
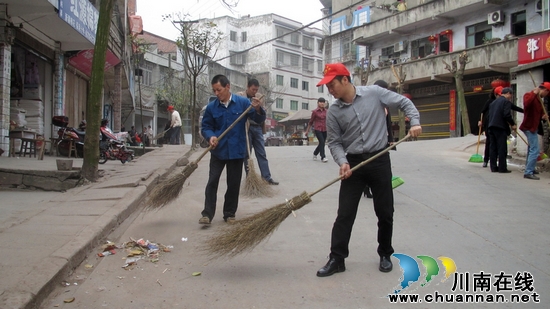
[199,75,266,224]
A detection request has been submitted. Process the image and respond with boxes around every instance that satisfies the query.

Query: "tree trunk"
[191,75,197,148]
[81,0,114,181]
[455,74,470,135]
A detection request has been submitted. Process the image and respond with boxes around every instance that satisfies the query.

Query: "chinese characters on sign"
[518,31,550,65]
[58,0,99,44]
[449,90,456,131]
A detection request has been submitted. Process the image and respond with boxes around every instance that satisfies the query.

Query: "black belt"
[249,123,261,126]
[346,148,386,161]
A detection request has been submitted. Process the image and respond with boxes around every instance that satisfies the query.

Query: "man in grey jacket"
[315,63,422,277]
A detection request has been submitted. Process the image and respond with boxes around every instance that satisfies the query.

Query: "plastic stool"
[20,139,37,158]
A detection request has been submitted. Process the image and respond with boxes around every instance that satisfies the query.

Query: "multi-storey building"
[199,14,326,133]
[1,0,135,155]
[321,0,549,149]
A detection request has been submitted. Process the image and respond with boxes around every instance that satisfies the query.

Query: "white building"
[199,14,326,130]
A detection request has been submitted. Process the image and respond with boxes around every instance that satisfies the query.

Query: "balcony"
[353,0,512,46]
[356,37,518,86]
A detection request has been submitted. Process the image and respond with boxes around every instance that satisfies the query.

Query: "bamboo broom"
[202,134,411,259]
[146,104,254,210]
[241,121,274,197]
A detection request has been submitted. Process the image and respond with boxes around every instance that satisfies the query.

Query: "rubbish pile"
[97,237,173,269]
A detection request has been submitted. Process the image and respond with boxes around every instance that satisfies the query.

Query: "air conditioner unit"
[488,10,504,25]
[536,0,542,14]
[394,41,405,52]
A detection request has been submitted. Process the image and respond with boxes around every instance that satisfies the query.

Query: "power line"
[212,0,366,62]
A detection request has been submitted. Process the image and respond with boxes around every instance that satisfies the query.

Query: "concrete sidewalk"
[0,145,191,309]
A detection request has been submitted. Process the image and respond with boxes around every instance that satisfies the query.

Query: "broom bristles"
[202,191,311,259]
[241,159,274,197]
[145,162,198,210]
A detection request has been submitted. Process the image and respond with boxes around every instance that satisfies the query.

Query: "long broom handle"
[192,104,255,164]
[308,134,411,198]
[514,129,529,146]
[476,113,483,154]
[528,71,549,116]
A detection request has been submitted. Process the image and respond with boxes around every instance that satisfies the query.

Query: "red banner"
[68,49,121,77]
[449,90,456,131]
[518,31,550,65]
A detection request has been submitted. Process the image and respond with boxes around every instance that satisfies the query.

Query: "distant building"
[198,14,326,131]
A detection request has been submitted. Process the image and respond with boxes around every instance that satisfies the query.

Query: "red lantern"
[403,93,412,100]
[491,78,508,89]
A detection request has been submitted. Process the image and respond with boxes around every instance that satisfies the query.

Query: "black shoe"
[379,256,393,273]
[482,162,488,168]
[499,170,512,173]
[524,174,540,180]
[316,258,345,277]
[267,179,279,185]
[533,170,539,175]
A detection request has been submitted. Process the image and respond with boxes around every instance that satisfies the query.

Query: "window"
[291,33,300,45]
[276,27,285,39]
[302,81,309,91]
[302,102,309,110]
[230,52,246,65]
[276,98,283,109]
[290,100,298,111]
[276,51,285,66]
[303,37,313,50]
[241,31,247,42]
[411,37,433,59]
[511,11,526,36]
[317,60,323,73]
[230,30,237,42]
[466,22,492,48]
[303,57,313,72]
[317,38,323,53]
[140,62,153,86]
[290,54,300,67]
[276,75,284,86]
[290,78,298,88]
[318,85,324,93]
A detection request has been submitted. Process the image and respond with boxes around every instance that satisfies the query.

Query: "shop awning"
[68,50,121,77]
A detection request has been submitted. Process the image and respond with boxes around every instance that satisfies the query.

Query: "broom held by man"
[314,63,421,278]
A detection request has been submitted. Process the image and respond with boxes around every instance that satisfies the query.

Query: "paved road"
[41,138,549,308]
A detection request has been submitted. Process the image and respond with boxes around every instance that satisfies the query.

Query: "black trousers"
[330,151,394,260]
[489,127,508,172]
[483,126,491,163]
[202,155,244,220]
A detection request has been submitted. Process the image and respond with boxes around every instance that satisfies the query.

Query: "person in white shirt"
[168,105,182,145]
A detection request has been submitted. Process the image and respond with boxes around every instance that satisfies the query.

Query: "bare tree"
[81,0,114,181]
[164,15,223,147]
[443,51,471,136]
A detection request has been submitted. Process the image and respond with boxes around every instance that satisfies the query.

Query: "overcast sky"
[136,0,325,41]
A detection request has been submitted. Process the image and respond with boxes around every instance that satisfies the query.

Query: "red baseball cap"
[167,105,174,111]
[494,86,503,96]
[540,82,550,91]
[316,63,351,87]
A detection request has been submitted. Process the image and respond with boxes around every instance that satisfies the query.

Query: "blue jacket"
[201,94,266,160]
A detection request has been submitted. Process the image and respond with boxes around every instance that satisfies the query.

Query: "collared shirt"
[308,107,327,132]
[327,85,420,166]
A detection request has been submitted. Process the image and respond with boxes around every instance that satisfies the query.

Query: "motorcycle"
[99,129,134,164]
[52,116,85,157]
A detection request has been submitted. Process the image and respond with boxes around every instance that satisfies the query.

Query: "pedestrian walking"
[305,97,328,163]
[168,105,182,145]
[199,75,266,225]
[520,82,550,180]
[237,79,279,185]
[315,63,422,277]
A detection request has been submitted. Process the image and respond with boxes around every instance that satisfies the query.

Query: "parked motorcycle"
[99,129,134,164]
[52,116,85,157]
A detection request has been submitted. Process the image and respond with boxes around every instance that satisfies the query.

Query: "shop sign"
[68,49,121,76]
[518,31,550,65]
[272,111,288,121]
[473,85,483,92]
[58,0,99,44]
[449,90,456,131]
